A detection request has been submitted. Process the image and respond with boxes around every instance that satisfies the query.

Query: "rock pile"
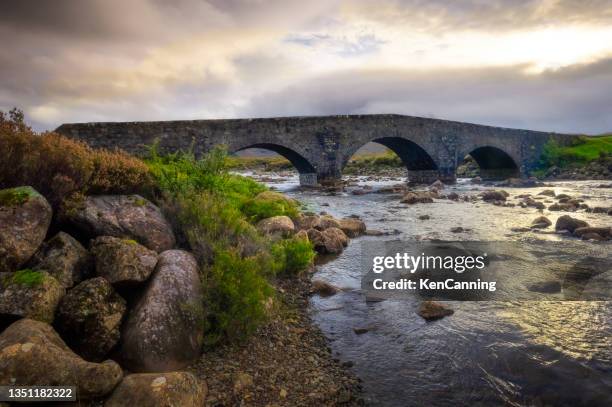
[0,186,206,405]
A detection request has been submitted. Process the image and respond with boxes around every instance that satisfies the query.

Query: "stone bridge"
[56,114,577,186]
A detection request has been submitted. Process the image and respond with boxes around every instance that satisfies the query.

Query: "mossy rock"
[0,187,52,273]
[0,270,65,323]
[0,186,41,207]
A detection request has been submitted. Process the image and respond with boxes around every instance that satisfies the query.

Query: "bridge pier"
[298,173,318,187]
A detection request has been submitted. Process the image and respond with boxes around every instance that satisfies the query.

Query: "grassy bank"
[226,155,293,172]
[535,135,612,178]
[146,145,314,343]
[539,135,612,167]
[0,109,316,344]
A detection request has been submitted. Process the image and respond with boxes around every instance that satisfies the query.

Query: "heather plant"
[0,108,152,209]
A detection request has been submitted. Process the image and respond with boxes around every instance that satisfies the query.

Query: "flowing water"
[243,171,612,406]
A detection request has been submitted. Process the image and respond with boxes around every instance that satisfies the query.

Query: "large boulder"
[308,227,348,255]
[323,227,349,248]
[55,277,127,362]
[0,187,52,273]
[90,236,158,287]
[317,215,341,230]
[120,250,204,372]
[256,216,295,238]
[555,215,589,233]
[0,270,64,323]
[64,195,175,252]
[0,319,122,399]
[105,372,206,407]
[28,232,91,288]
[337,218,366,238]
[294,214,321,231]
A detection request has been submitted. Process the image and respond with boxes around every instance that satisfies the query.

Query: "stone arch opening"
[234,143,317,186]
[343,137,438,183]
[463,146,520,180]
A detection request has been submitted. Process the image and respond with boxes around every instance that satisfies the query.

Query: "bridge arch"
[342,137,440,184]
[464,145,520,180]
[232,143,318,186]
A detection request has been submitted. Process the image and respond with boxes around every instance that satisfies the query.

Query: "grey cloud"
[243,58,612,134]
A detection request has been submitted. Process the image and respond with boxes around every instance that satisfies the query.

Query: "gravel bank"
[189,276,363,406]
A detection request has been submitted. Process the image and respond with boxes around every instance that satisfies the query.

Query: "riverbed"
[242,171,612,407]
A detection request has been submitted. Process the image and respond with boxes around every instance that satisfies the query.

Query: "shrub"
[203,248,274,343]
[0,108,152,209]
[147,146,316,343]
[271,236,315,275]
[241,191,299,222]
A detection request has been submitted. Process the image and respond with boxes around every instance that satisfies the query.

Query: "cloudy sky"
[1,0,611,133]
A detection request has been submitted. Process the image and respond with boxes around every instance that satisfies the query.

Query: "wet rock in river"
[481,190,508,202]
[418,215,431,220]
[531,216,552,229]
[527,281,562,293]
[337,218,366,237]
[573,227,611,240]
[401,191,435,204]
[317,215,342,230]
[322,227,349,251]
[538,189,556,197]
[311,280,340,297]
[417,301,454,321]
[0,186,52,273]
[555,215,589,233]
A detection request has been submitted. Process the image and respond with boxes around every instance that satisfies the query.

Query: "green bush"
[147,146,315,344]
[204,248,274,343]
[271,236,315,275]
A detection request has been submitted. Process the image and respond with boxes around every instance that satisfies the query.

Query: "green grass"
[539,135,612,168]
[146,144,315,343]
[271,236,315,275]
[10,269,45,287]
[344,150,403,174]
[0,186,37,206]
[226,155,293,172]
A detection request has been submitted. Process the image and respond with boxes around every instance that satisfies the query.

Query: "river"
[242,171,612,407]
